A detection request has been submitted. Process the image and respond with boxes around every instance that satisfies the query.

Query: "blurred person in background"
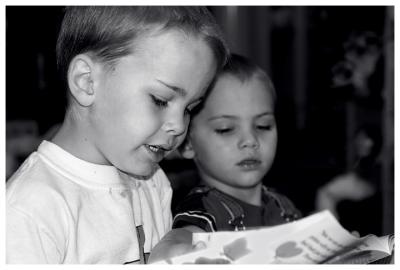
[315,124,383,236]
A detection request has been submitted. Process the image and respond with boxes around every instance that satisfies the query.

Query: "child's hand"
[148,227,230,264]
[148,228,200,263]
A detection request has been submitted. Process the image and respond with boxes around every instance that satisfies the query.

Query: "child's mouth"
[148,145,163,153]
[236,159,261,170]
[144,144,170,162]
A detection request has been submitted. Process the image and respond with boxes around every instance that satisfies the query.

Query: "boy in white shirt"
[6,6,228,264]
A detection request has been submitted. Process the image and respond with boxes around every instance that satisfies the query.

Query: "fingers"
[193,241,207,251]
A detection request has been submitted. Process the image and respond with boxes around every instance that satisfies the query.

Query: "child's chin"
[236,176,263,187]
[125,163,159,180]
[239,170,265,179]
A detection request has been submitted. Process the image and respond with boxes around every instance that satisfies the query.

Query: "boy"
[6,6,228,264]
[172,54,301,233]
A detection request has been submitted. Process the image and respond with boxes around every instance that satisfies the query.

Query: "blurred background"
[6,6,394,236]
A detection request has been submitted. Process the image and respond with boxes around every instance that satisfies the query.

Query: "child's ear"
[67,54,96,107]
[180,139,195,159]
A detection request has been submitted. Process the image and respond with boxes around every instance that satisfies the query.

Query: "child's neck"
[51,117,102,165]
[202,178,263,206]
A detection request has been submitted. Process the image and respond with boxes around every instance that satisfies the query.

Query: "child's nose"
[238,131,259,149]
[162,113,187,137]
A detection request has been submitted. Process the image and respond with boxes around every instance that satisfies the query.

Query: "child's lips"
[144,144,171,162]
[236,159,261,170]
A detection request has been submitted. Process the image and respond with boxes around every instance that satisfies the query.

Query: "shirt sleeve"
[172,193,217,232]
[7,206,62,263]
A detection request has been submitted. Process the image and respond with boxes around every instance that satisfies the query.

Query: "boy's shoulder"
[7,150,46,197]
[7,149,65,207]
[173,184,249,230]
[6,149,75,234]
[172,184,221,232]
[7,141,92,215]
[178,184,294,208]
[173,184,211,213]
[176,184,302,220]
[262,186,302,221]
[173,184,303,231]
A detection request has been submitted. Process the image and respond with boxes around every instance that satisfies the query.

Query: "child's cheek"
[176,136,185,150]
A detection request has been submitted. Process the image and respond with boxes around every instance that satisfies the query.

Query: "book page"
[324,234,394,264]
[157,211,392,264]
[234,212,360,264]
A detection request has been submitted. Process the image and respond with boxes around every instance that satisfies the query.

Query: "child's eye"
[257,125,272,131]
[215,128,233,134]
[151,95,168,108]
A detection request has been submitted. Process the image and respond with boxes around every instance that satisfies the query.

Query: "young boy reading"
[6,6,228,264]
[172,54,302,233]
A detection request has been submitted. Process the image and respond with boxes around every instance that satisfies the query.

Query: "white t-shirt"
[6,140,172,264]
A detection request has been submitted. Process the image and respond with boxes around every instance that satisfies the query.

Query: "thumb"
[193,241,207,251]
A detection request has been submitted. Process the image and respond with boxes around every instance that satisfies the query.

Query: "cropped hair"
[222,53,276,103]
[56,6,229,83]
[188,53,276,123]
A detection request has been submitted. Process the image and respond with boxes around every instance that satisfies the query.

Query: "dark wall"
[6,6,65,134]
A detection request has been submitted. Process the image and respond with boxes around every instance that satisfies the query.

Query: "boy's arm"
[148,225,205,263]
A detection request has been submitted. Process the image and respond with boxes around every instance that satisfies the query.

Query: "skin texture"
[148,226,204,263]
[52,29,217,179]
[152,73,278,263]
[184,73,277,206]
[148,225,230,263]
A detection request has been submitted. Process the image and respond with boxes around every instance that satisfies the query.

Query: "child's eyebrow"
[208,112,274,122]
[256,112,274,118]
[156,79,186,97]
[208,115,237,121]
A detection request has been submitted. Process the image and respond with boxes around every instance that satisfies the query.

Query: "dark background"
[6,6,394,236]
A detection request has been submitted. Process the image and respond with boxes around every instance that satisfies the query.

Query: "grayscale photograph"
[5,5,394,264]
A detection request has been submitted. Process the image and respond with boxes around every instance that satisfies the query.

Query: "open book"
[159,210,394,264]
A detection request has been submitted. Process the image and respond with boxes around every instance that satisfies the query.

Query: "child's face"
[189,74,277,189]
[90,29,217,178]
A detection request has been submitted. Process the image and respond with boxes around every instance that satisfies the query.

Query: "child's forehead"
[217,73,260,87]
[212,74,272,99]
[193,74,273,113]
